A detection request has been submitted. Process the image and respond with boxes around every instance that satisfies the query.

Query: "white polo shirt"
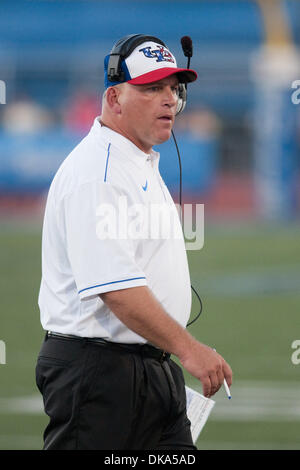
[38,117,191,343]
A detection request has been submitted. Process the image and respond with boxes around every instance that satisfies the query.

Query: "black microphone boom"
[180,36,193,70]
[180,36,193,57]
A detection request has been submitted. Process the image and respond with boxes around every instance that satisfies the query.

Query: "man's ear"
[105,86,122,115]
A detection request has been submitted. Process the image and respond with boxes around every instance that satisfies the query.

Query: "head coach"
[36,34,232,450]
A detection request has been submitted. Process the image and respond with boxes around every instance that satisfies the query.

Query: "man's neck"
[99,116,152,155]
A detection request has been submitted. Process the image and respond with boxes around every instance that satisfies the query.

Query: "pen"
[223,378,231,399]
[211,348,232,399]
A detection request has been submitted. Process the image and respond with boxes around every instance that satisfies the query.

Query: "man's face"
[115,75,179,153]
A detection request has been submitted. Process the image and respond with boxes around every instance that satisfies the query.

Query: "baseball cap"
[104,38,197,89]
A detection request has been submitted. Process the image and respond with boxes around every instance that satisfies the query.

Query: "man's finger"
[201,376,211,398]
[216,368,225,390]
[208,371,220,396]
[222,361,233,387]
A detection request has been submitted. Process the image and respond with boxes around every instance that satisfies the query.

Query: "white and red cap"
[104,39,197,88]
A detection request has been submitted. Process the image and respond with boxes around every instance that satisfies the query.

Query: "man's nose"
[162,86,178,107]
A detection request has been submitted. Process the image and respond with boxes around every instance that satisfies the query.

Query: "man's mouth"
[157,115,173,122]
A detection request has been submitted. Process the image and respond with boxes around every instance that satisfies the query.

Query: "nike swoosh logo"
[142,180,148,191]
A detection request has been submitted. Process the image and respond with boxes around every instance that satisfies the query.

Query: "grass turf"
[0,219,299,449]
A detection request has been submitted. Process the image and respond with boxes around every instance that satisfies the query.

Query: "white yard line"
[188,380,300,421]
[1,380,300,422]
[0,381,300,450]
[0,395,43,414]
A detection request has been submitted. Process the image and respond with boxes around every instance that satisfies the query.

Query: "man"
[36,34,232,450]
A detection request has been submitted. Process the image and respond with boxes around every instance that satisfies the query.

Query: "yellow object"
[256,0,292,47]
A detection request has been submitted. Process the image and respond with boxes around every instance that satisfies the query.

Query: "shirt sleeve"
[61,180,147,300]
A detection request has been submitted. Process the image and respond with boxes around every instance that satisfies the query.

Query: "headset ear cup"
[107,34,167,84]
[176,83,187,115]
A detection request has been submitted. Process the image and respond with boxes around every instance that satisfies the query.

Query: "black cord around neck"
[171,129,203,327]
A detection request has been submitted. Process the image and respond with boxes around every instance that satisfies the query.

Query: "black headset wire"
[108,34,202,326]
[171,129,203,327]
[172,36,203,326]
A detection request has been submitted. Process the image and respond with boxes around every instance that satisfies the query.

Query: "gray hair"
[101,89,108,108]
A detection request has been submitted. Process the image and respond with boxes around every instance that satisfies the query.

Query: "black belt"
[46,331,170,363]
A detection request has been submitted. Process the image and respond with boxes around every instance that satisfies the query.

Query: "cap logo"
[138,45,175,63]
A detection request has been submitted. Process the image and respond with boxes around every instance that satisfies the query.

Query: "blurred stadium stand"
[0,0,299,218]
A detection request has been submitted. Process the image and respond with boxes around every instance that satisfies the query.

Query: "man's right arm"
[99,285,232,398]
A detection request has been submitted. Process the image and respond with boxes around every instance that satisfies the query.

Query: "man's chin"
[155,130,173,145]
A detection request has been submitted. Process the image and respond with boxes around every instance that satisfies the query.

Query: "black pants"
[35,335,196,450]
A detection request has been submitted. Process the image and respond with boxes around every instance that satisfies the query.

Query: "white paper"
[185,385,215,444]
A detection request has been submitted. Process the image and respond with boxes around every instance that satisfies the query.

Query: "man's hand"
[179,340,232,398]
[99,286,233,398]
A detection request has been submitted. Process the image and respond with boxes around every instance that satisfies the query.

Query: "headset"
[106,34,187,115]
[107,34,202,327]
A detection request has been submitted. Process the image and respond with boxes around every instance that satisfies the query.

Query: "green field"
[0,218,300,450]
